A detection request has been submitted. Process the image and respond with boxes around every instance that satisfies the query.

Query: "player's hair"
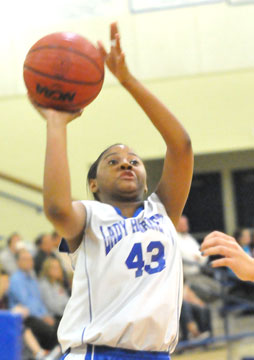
[87,143,124,201]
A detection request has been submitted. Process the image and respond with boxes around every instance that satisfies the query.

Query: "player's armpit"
[49,201,87,252]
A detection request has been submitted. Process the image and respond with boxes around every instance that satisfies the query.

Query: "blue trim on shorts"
[85,344,93,359]
[85,344,170,359]
[61,348,70,359]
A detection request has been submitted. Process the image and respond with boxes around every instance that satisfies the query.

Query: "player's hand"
[97,22,132,84]
[201,231,254,281]
[28,95,83,124]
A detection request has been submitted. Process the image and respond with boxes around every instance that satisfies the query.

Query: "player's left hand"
[97,22,132,84]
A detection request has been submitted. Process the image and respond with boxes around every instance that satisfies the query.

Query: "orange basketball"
[23,32,104,112]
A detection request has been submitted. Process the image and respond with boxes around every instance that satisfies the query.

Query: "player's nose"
[120,160,132,170]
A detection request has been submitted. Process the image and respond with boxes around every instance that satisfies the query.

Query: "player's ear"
[89,178,99,194]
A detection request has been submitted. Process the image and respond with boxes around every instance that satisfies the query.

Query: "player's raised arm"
[201,231,254,282]
[98,23,193,226]
[33,106,86,252]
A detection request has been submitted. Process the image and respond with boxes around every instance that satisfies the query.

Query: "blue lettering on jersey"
[100,214,165,255]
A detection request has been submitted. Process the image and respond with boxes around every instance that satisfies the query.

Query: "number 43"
[125,241,166,277]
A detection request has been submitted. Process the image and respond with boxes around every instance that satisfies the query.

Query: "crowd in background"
[176,215,254,342]
[0,231,72,360]
[1,218,254,359]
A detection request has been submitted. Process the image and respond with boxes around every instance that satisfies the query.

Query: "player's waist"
[65,344,170,359]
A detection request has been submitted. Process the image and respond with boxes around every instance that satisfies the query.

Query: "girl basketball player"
[33,23,193,360]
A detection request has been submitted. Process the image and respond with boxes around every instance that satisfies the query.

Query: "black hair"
[86,143,125,201]
[233,228,249,244]
[35,233,46,247]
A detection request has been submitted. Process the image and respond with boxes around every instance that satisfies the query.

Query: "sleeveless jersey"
[58,193,183,354]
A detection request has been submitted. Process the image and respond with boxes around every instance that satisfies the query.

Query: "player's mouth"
[119,170,135,180]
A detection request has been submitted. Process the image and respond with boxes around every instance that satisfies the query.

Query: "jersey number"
[125,241,165,277]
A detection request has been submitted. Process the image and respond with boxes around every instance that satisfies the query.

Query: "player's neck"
[105,199,144,218]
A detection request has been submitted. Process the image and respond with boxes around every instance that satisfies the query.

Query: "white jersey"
[58,193,183,354]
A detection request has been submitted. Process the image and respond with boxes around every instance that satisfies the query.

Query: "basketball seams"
[27,45,104,75]
[24,65,104,86]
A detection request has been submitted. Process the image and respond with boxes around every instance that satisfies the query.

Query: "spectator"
[51,231,73,292]
[177,216,220,302]
[180,282,212,341]
[8,249,60,354]
[0,267,52,359]
[39,257,69,322]
[34,233,56,276]
[0,232,24,275]
[234,228,252,257]
[176,215,207,277]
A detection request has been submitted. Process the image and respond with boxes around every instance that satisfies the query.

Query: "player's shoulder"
[146,192,168,213]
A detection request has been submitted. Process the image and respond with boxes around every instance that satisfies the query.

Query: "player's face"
[90,145,147,202]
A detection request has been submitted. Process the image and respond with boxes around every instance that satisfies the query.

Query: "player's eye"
[108,159,118,165]
[130,159,139,166]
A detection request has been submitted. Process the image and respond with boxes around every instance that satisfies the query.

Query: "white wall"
[0,1,254,95]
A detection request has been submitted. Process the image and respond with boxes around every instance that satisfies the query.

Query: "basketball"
[23,32,104,112]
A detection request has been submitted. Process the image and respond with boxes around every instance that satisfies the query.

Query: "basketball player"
[201,231,254,282]
[31,22,193,360]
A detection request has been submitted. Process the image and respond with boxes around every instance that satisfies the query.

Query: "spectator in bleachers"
[181,283,212,340]
[34,233,56,276]
[8,248,60,354]
[0,266,56,359]
[0,232,24,275]
[177,216,220,302]
[176,215,207,277]
[39,257,69,323]
[234,228,252,257]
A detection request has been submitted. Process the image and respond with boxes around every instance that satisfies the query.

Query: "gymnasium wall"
[1,0,254,240]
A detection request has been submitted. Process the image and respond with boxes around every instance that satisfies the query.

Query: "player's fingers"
[211,257,233,268]
[115,33,122,53]
[110,22,118,41]
[201,232,235,251]
[204,231,234,242]
[118,52,126,65]
[202,245,233,258]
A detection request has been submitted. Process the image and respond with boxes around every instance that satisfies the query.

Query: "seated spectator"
[176,215,207,277]
[34,233,56,276]
[0,267,53,359]
[234,228,252,257]
[180,284,212,341]
[39,257,70,322]
[177,215,220,302]
[0,232,24,275]
[8,249,60,355]
[51,231,73,293]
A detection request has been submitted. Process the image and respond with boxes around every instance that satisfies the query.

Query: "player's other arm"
[37,107,86,252]
[122,77,193,227]
[98,22,193,227]
[201,231,254,282]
